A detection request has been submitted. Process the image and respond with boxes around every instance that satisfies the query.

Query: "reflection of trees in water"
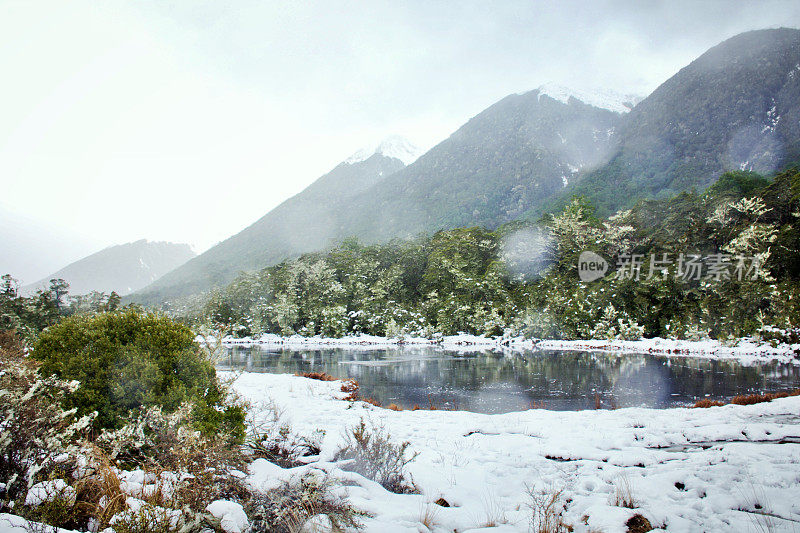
[219,347,800,413]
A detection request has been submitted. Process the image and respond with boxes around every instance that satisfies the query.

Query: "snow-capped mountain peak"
[345,135,423,166]
[535,83,642,114]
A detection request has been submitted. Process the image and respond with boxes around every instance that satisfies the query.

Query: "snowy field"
[208,333,800,366]
[227,371,800,532]
[5,370,799,533]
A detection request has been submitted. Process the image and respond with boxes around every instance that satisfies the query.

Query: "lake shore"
[225,371,800,532]
[203,333,800,365]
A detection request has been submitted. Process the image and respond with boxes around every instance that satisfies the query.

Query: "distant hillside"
[24,240,195,296]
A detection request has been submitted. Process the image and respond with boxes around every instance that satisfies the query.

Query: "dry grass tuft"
[527,484,572,533]
[419,503,439,529]
[387,403,402,411]
[611,474,637,509]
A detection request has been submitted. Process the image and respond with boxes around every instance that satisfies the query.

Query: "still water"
[219,346,800,413]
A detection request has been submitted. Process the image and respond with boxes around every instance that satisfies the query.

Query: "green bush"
[33,310,244,441]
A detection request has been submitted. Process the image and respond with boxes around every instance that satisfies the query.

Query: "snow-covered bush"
[95,404,249,516]
[588,304,644,341]
[512,307,562,339]
[246,473,363,533]
[334,419,418,494]
[246,402,323,468]
[107,498,187,533]
[0,331,93,505]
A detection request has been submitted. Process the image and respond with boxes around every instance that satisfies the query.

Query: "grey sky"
[2,0,799,283]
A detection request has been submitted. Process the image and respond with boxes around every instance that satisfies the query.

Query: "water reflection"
[219,346,800,413]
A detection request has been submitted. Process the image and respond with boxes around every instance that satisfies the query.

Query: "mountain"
[334,84,636,242]
[134,138,421,301]
[135,28,800,304]
[24,240,196,296]
[135,91,631,303]
[568,27,800,215]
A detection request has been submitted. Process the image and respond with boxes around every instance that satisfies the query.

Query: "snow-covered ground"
[229,371,800,532]
[205,333,800,366]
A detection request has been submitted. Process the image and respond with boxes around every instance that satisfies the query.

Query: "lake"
[218,346,800,413]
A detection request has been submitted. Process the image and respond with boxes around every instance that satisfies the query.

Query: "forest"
[193,167,800,342]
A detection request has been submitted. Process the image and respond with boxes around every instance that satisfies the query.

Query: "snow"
[535,83,641,114]
[231,371,800,532]
[204,333,800,366]
[206,500,249,533]
[25,479,76,508]
[345,135,423,166]
[0,514,78,532]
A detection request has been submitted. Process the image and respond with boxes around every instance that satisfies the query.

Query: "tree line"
[197,167,800,342]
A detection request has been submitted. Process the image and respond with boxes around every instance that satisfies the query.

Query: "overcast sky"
[2,0,799,283]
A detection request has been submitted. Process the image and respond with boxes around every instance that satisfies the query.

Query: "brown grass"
[611,475,637,509]
[693,399,725,408]
[296,371,335,381]
[626,513,653,533]
[692,389,800,408]
[387,404,402,411]
[362,397,382,408]
[731,390,800,405]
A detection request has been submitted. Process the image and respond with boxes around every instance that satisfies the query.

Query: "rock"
[434,497,450,507]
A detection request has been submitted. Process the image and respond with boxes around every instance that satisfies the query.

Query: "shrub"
[107,502,185,533]
[95,405,249,514]
[246,473,365,533]
[334,419,418,494]
[0,331,93,504]
[33,309,245,440]
[527,484,572,533]
[246,402,323,468]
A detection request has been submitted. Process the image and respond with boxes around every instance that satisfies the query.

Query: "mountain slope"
[568,27,800,215]
[24,240,195,296]
[135,141,417,301]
